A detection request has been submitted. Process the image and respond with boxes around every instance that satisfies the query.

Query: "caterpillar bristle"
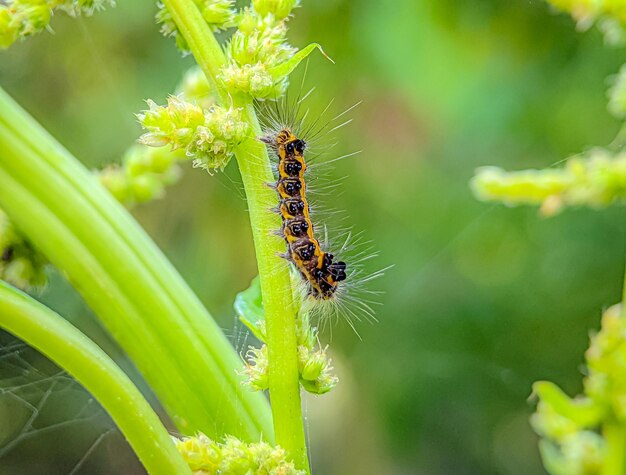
[257,91,386,331]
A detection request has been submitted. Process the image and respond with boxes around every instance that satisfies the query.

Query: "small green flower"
[220,8,296,98]
[174,433,305,475]
[539,432,606,475]
[252,0,299,19]
[137,95,248,173]
[138,96,206,149]
[298,345,338,394]
[242,345,269,391]
[0,8,19,48]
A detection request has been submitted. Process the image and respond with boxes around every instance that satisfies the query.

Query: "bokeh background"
[1,0,626,473]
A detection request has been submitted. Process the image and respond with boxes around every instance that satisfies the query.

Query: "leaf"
[234,276,266,342]
[268,43,334,80]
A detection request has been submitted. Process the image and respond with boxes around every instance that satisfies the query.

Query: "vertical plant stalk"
[603,421,626,475]
[161,0,309,471]
[0,87,273,441]
[0,281,192,475]
[605,274,626,475]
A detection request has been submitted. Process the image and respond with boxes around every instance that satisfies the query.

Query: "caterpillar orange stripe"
[262,128,347,299]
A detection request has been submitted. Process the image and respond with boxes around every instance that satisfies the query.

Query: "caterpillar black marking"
[263,128,347,299]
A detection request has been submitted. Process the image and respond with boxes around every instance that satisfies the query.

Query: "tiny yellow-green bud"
[177,66,215,107]
[199,0,235,28]
[252,0,299,19]
[137,96,205,150]
[98,166,132,203]
[298,345,338,394]
[130,174,165,203]
[137,97,246,173]
[242,345,269,391]
[0,8,18,49]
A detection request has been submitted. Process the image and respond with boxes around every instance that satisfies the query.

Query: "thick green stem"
[0,87,273,441]
[236,103,309,471]
[0,281,191,475]
[602,421,626,475]
[159,0,310,471]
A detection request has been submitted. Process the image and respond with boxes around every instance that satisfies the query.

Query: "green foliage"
[471,2,626,474]
[0,281,192,475]
[7,0,626,473]
[531,304,626,475]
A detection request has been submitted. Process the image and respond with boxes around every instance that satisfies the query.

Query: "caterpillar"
[262,128,347,299]
[258,92,386,330]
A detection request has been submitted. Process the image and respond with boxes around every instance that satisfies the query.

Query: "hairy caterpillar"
[262,128,347,299]
[258,92,385,330]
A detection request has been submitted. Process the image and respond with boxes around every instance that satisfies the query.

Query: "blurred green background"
[1,0,626,473]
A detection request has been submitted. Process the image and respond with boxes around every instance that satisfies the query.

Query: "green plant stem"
[159,0,309,471]
[0,281,192,475]
[602,421,626,475]
[602,270,626,474]
[161,0,227,101]
[0,87,273,441]
[236,103,309,471]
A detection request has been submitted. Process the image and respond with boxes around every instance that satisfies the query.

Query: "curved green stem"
[0,86,273,441]
[159,0,309,471]
[0,281,192,475]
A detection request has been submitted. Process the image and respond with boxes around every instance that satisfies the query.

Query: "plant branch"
[0,281,192,475]
[158,0,309,470]
[0,86,273,441]
[602,421,626,475]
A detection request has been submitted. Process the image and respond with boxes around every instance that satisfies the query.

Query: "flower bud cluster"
[174,433,304,475]
[98,145,184,206]
[242,310,338,395]
[137,95,248,173]
[531,304,626,475]
[156,0,236,53]
[220,7,297,98]
[251,0,299,20]
[471,149,626,216]
[0,0,112,49]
